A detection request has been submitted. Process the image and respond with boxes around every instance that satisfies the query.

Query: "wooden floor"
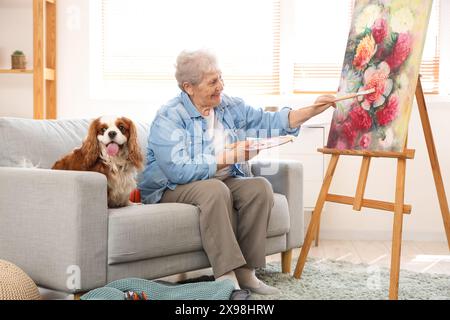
[268,240,450,275]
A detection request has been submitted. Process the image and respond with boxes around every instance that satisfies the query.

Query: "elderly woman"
[138,49,334,295]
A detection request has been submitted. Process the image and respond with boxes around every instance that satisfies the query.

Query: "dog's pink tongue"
[107,143,119,156]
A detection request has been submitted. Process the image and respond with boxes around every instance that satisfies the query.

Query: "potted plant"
[11,50,27,70]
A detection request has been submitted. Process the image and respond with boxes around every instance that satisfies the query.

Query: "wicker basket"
[0,260,41,300]
[11,54,27,70]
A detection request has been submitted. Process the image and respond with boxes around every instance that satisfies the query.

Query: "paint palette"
[245,135,294,151]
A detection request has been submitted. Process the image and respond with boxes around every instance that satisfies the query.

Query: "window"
[91,0,449,100]
[292,0,354,93]
[420,0,440,94]
[292,0,441,94]
[95,0,280,97]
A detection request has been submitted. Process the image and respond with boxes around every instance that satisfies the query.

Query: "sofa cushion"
[268,193,291,237]
[0,117,149,169]
[108,193,290,265]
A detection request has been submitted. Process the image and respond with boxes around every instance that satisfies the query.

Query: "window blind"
[293,0,441,94]
[98,0,444,97]
[420,0,440,94]
[101,0,281,96]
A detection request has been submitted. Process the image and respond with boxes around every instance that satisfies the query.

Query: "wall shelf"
[0,69,34,74]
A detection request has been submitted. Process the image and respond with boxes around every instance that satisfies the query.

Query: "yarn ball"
[0,260,41,300]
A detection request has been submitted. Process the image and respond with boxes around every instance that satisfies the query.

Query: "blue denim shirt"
[138,91,300,204]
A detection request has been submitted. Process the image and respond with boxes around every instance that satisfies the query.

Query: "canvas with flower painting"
[327,0,433,152]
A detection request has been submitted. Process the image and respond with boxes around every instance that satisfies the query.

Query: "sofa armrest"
[0,167,108,293]
[251,159,304,249]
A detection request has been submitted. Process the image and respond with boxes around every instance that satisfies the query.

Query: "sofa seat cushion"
[108,193,290,265]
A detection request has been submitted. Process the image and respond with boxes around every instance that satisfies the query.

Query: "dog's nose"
[108,131,117,139]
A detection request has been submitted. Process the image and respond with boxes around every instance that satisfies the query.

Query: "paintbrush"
[307,88,376,108]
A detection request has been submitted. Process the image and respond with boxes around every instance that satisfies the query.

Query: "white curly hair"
[175,49,220,91]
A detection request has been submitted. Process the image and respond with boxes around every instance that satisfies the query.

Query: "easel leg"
[314,215,321,247]
[353,156,371,211]
[416,79,450,250]
[294,154,339,278]
[389,158,407,300]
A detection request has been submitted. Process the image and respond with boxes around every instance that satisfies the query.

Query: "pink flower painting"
[385,33,412,71]
[353,34,377,70]
[372,18,388,44]
[358,62,393,110]
[327,0,433,151]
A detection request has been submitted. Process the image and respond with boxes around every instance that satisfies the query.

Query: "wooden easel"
[293,77,450,300]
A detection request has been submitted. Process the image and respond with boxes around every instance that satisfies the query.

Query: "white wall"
[1,0,449,242]
[0,0,33,118]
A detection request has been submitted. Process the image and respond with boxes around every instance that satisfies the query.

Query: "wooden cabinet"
[255,124,326,210]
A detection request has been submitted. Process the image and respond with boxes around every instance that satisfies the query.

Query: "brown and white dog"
[52,116,143,208]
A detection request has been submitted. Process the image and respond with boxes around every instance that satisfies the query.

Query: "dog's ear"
[81,118,101,168]
[123,117,143,170]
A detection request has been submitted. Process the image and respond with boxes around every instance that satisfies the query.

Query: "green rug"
[251,258,450,300]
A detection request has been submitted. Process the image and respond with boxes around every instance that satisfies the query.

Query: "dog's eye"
[118,125,126,133]
[100,128,107,134]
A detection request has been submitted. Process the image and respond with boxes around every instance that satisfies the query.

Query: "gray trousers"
[160,176,274,278]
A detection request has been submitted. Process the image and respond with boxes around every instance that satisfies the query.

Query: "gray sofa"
[0,117,304,294]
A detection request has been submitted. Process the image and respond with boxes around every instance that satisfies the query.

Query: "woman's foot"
[216,270,240,290]
[235,267,280,295]
[240,280,281,295]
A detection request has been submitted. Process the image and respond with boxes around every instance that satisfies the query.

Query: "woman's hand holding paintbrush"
[287,88,376,128]
[306,88,376,109]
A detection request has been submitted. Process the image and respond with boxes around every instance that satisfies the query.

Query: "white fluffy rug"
[252,258,450,300]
